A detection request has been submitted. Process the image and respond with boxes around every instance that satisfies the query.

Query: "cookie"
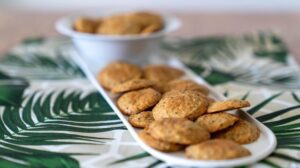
[117,88,161,115]
[144,65,184,89]
[97,15,141,35]
[148,118,210,145]
[152,90,208,120]
[98,61,142,90]
[126,12,163,29]
[141,23,161,34]
[213,119,260,144]
[128,111,154,128]
[164,79,209,95]
[207,99,250,113]
[74,17,99,33]
[111,79,156,94]
[196,112,239,133]
[186,139,251,160]
[139,130,183,152]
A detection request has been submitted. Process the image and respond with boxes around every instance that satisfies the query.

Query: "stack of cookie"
[74,12,164,35]
[98,61,260,160]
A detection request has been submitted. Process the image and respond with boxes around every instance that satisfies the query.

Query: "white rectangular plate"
[72,53,277,167]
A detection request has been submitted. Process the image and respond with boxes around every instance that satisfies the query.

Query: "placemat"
[0,32,299,168]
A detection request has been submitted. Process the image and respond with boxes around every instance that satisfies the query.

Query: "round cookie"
[98,61,142,90]
[186,139,251,160]
[148,118,210,145]
[117,88,161,115]
[207,99,250,113]
[141,23,161,34]
[128,111,154,128]
[152,90,208,120]
[144,65,184,89]
[74,17,99,33]
[97,15,141,35]
[139,130,183,152]
[111,79,156,94]
[126,12,164,29]
[213,119,260,144]
[196,112,239,133]
[164,79,209,95]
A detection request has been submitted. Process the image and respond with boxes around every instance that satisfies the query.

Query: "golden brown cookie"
[148,118,210,145]
[74,17,99,33]
[152,90,208,120]
[144,65,184,89]
[128,111,154,128]
[196,112,239,133]
[117,88,161,115]
[141,23,161,34]
[126,12,164,29]
[97,15,141,35]
[98,61,142,90]
[213,119,260,144]
[164,79,209,95]
[139,130,183,152]
[186,139,251,160]
[111,79,156,94]
[207,99,250,113]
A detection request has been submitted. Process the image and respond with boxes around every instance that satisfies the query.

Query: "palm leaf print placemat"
[0,32,299,168]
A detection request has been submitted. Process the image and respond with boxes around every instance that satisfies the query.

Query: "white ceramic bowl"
[55,11,181,66]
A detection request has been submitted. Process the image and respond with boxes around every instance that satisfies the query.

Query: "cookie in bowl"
[56,11,181,65]
[74,11,164,35]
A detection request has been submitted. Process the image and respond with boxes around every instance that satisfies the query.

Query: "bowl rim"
[55,10,181,41]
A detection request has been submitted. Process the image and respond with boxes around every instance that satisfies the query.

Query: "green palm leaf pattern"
[0,37,85,80]
[0,153,80,168]
[0,90,125,166]
[163,32,300,88]
[0,71,29,107]
[22,37,45,45]
[111,92,300,167]
[0,140,83,168]
[244,32,288,63]
[0,90,125,145]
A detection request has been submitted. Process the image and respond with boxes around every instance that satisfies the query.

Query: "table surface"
[1,10,300,62]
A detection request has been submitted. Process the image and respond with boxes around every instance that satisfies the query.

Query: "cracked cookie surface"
[213,119,260,144]
[117,88,161,115]
[164,79,209,95]
[111,79,156,94]
[207,99,250,113]
[144,65,184,89]
[153,90,208,120]
[196,112,239,133]
[148,118,210,145]
[128,111,154,128]
[186,139,251,160]
[98,61,142,90]
[139,130,183,152]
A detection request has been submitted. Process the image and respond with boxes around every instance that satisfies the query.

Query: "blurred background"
[1,0,300,60]
[2,0,300,12]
